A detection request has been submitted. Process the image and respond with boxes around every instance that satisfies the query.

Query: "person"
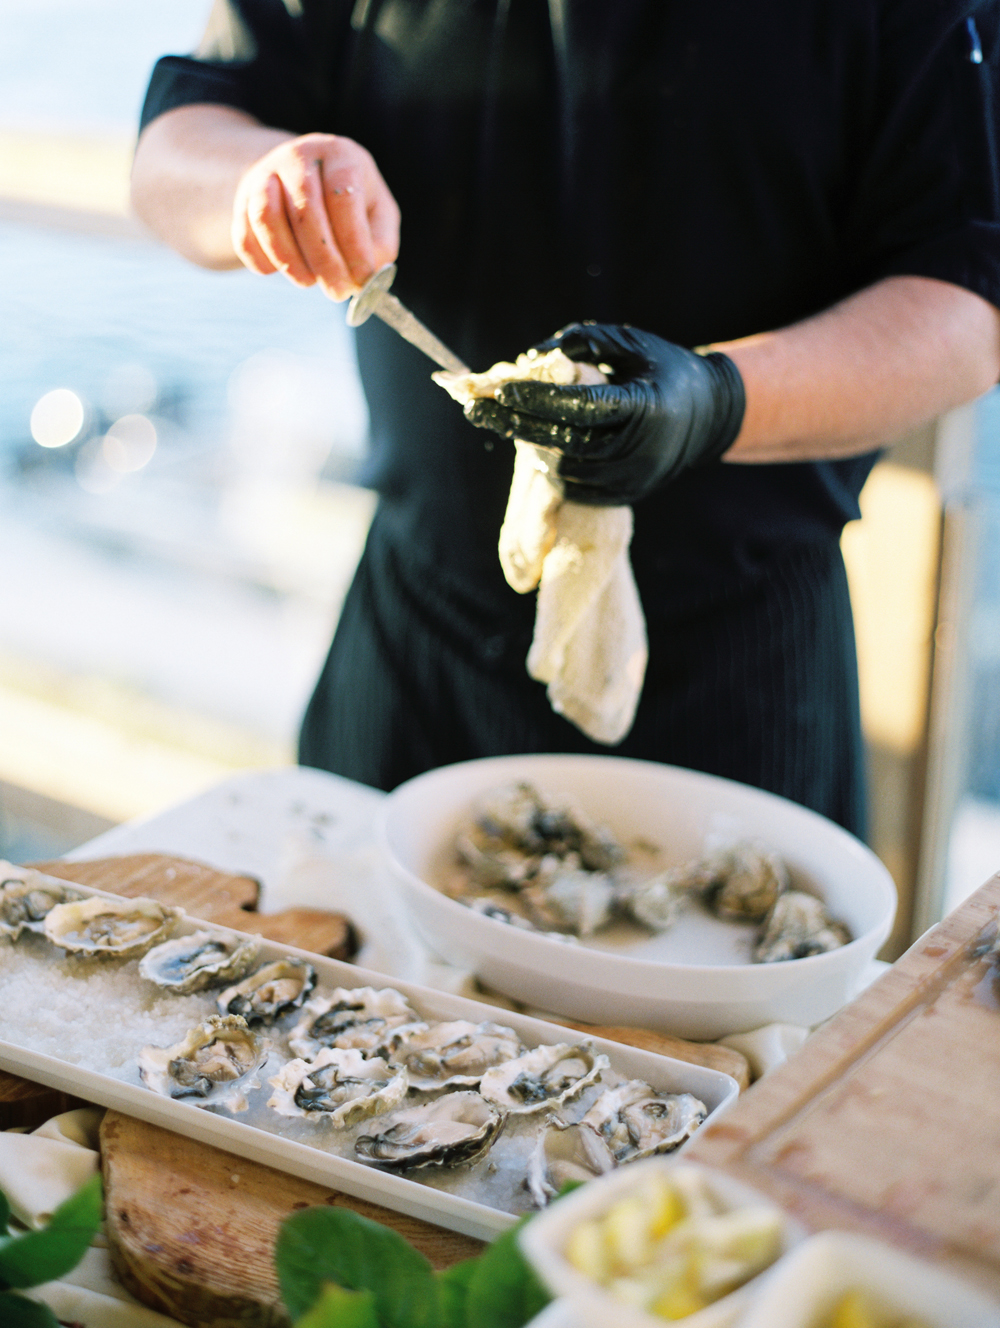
[131,0,1000,838]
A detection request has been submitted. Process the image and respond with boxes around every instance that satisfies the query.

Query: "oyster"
[355,1090,505,1170]
[385,1019,524,1090]
[479,1042,608,1114]
[753,889,851,963]
[288,986,421,1060]
[526,1118,616,1207]
[138,930,260,994]
[217,958,316,1023]
[268,1047,408,1127]
[620,868,693,932]
[43,895,182,959]
[456,782,624,891]
[522,867,615,937]
[0,869,85,941]
[465,898,538,930]
[139,1014,264,1100]
[699,844,789,924]
[582,1081,707,1162]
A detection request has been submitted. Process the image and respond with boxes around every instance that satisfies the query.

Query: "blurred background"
[1,0,999,952]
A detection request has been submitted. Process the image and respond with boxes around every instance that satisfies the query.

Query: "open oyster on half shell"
[582,1081,707,1162]
[43,894,182,959]
[138,929,261,994]
[526,1117,616,1207]
[268,1047,408,1127]
[0,867,85,941]
[139,1014,265,1103]
[355,1090,506,1170]
[288,986,421,1060]
[384,1019,524,1091]
[217,958,316,1023]
[479,1042,608,1115]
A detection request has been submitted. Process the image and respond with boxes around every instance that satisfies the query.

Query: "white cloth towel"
[435,350,648,744]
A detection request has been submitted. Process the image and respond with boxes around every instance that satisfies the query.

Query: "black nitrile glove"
[465,322,746,506]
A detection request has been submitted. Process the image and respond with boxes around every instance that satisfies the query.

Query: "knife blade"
[345,263,470,375]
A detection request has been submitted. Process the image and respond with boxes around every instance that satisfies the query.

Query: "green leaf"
[0,1188,10,1234]
[463,1219,551,1328]
[294,1281,381,1328]
[0,1174,103,1290]
[0,1290,62,1327]
[435,1256,478,1328]
[276,1207,439,1328]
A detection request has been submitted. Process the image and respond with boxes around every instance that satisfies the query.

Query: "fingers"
[232,134,400,300]
[496,379,633,425]
[464,398,594,451]
[534,322,654,377]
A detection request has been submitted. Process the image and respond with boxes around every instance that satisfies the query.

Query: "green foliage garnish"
[0,1175,103,1328]
[277,1202,556,1328]
[0,1174,103,1291]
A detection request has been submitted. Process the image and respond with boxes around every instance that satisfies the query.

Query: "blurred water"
[0,0,209,133]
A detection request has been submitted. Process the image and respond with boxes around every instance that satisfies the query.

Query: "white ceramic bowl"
[734,1230,1000,1328]
[381,754,896,1039]
[518,1157,804,1328]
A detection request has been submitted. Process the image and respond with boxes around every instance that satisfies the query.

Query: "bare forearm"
[131,105,292,268]
[715,276,1000,461]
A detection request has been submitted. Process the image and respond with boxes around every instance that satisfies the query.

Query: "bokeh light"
[30,388,85,448]
[103,414,157,473]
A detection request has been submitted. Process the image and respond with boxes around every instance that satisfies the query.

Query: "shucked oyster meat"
[43,894,182,959]
[0,866,84,941]
[217,958,316,1023]
[139,929,260,994]
[582,1081,707,1162]
[384,1019,524,1090]
[139,1014,264,1101]
[268,1047,408,1127]
[288,986,421,1060]
[355,1090,506,1170]
[479,1041,608,1114]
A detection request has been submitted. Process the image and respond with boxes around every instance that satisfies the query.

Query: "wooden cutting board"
[686,871,1000,1300]
[3,852,749,1327]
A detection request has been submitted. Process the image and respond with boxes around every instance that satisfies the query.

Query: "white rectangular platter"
[0,876,739,1242]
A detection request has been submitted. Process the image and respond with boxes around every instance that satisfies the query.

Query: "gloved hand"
[464,322,746,506]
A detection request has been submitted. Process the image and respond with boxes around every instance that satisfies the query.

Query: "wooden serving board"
[686,872,1000,1300]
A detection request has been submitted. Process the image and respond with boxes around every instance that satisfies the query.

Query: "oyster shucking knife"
[346,262,470,374]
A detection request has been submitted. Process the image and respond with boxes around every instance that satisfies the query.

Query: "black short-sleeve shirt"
[140,0,1000,612]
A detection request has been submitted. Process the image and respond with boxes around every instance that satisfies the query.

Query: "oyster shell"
[582,1081,707,1162]
[620,868,693,933]
[456,782,624,891]
[479,1042,608,1114]
[526,1118,616,1207]
[0,868,85,941]
[138,930,260,994]
[384,1020,524,1090]
[521,867,615,937]
[288,986,421,1060]
[43,895,182,959]
[355,1090,505,1170]
[217,958,316,1023]
[139,1014,264,1100]
[700,844,789,924]
[753,889,851,963]
[268,1047,408,1127]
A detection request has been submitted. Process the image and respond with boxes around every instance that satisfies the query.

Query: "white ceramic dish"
[382,755,897,1038]
[0,874,738,1242]
[734,1230,1000,1328]
[518,1156,803,1328]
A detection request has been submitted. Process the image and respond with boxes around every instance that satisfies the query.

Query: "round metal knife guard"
[346,262,397,327]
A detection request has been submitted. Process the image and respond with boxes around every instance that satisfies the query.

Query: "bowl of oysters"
[382,754,896,1039]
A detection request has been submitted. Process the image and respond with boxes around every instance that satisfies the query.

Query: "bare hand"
[231,133,400,301]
